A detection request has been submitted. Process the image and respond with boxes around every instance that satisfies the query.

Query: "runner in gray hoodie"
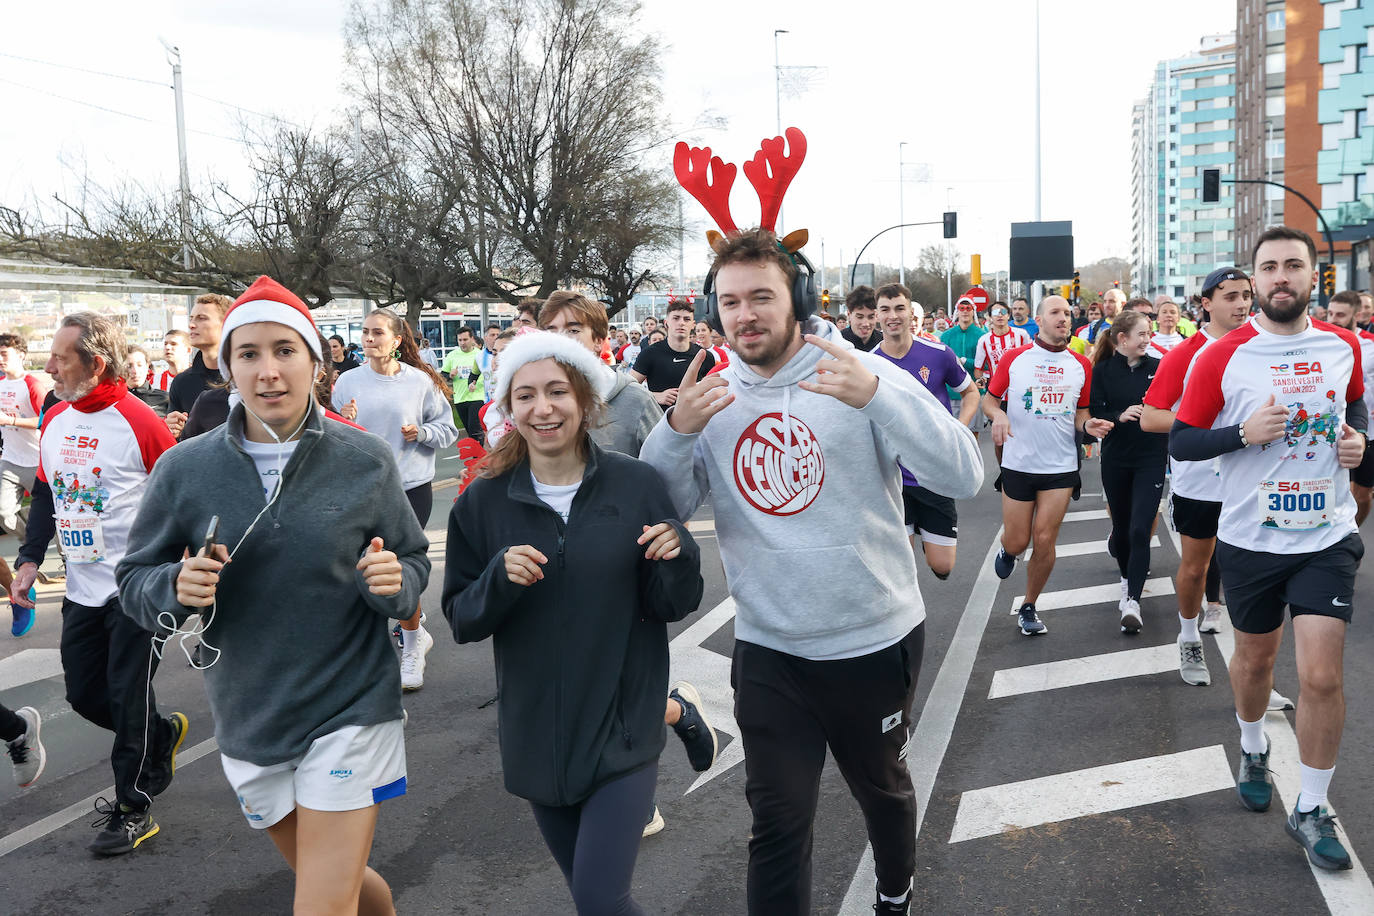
[639,228,983,915]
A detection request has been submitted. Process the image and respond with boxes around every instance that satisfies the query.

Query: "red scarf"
[71,378,128,413]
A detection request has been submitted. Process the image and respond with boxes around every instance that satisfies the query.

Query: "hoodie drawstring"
[782,384,795,474]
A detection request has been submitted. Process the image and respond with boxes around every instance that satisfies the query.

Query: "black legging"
[1102,462,1167,601]
[1206,549,1222,604]
[529,762,657,915]
[404,482,433,527]
[0,702,25,742]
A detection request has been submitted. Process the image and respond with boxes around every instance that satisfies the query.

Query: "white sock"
[1178,614,1200,643]
[402,627,419,652]
[1297,763,1335,813]
[1237,713,1267,755]
[878,880,912,904]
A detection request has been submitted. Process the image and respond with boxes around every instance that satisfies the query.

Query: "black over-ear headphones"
[699,248,819,334]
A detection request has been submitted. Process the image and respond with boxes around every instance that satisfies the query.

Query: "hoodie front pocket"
[727,544,893,641]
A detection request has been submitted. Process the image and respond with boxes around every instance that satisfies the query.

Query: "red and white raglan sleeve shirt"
[1176,317,1362,552]
[0,374,46,468]
[38,393,176,606]
[1143,330,1221,502]
[986,341,1091,474]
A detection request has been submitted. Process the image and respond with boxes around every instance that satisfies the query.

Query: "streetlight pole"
[160,39,192,271]
[899,142,907,285]
[774,29,789,232]
[1032,0,1042,305]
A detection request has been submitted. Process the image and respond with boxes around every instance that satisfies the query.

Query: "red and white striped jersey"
[987,340,1092,474]
[1144,329,1222,501]
[1177,317,1363,552]
[1146,331,1184,359]
[973,328,1031,375]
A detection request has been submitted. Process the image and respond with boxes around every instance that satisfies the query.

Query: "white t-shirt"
[0,374,45,467]
[239,436,299,501]
[1147,331,1184,358]
[531,471,580,522]
[1177,317,1363,552]
[986,340,1092,474]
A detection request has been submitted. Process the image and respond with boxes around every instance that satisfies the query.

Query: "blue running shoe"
[994,548,1016,580]
[10,589,35,637]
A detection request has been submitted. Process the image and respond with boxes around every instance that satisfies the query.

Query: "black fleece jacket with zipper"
[441,440,703,807]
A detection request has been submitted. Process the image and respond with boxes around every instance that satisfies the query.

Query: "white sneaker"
[1120,598,1142,634]
[400,626,434,692]
[1199,602,1225,634]
[1268,688,1295,712]
[1119,578,1129,612]
[643,805,665,838]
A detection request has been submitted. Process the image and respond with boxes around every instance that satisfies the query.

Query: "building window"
[1266,51,1285,74]
[1357,45,1369,74]
[1266,95,1285,117]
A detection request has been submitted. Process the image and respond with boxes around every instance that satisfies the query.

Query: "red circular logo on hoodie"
[733,412,824,516]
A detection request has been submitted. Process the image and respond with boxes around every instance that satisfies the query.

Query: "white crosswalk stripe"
[988,642,1184,699]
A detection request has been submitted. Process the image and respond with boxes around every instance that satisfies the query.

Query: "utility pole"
[899,142,907,285]
[160,38,192,271]
[1033,0,1041,223]
[774,29,788,231]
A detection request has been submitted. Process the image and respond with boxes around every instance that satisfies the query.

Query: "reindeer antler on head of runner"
[672,126,810,257]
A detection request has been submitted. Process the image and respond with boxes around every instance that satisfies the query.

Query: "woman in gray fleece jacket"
[117,276,430,916]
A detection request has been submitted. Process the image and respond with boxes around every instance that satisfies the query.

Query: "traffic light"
[1202,168,1221,203]
[1072,270,1081,303]
[821,288,831,308]
[943,211,957,239]
[1322,264,1336,296]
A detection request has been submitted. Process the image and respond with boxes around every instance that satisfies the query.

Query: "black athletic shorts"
[1353,442,1374,488]
[1169,492,1221,540]
[999,468,1081,503]
[901,485,958,543]
[1215,532,1364,633]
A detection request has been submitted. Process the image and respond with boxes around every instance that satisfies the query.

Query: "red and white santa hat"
[219,276,323,367]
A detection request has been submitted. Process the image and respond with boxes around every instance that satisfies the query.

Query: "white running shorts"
[220,719,407,829]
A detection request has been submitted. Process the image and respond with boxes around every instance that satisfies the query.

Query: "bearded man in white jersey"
[1171,226,1367,871]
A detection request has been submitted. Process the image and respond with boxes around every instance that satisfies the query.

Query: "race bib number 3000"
[57,516,106,563]
[1258,478,1334,531]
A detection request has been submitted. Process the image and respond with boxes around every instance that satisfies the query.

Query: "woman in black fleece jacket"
[1089,310,1169,634]
[442,331,703,916]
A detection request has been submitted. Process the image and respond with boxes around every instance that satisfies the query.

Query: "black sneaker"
[89,798,158,856]
[874,892,910,914]
[143,712,188,798]
[1235,739,1272,812]
[669,681,718,772]
[1017,603,1047,636]
[1285,804,1352,870]
[994,548,1016,580]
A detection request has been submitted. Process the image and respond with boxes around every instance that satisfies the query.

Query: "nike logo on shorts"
[1332,597,1351,607]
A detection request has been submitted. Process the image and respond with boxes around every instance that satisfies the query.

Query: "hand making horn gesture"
[797,334,879,409]
[667,349,735,435]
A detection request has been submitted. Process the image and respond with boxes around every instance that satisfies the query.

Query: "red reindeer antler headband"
[673,127,808,252]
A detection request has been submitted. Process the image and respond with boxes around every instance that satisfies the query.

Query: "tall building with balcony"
[1130,35,1239,302]
[1317,0,1374,287]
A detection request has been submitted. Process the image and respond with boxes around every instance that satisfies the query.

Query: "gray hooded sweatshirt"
[640,317,983,660]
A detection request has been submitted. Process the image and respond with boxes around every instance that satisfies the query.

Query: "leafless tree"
[347,0,670,303]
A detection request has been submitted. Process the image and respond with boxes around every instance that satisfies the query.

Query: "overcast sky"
[2,0,1237,287]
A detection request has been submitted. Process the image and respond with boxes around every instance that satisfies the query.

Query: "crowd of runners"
[0,220,1368,914]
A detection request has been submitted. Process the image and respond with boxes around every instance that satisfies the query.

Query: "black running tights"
[1103,461,1166,601]
[529,762,657,915]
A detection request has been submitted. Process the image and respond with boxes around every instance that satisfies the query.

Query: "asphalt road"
[2,434,1374,914]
